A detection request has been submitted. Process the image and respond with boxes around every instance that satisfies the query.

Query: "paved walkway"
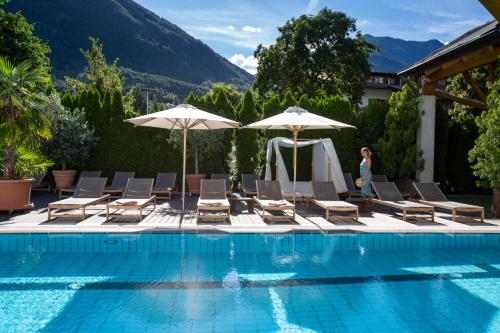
[0,192,498,234]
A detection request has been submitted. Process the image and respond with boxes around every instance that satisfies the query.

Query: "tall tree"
[235,90,259,180]
[375,81,424,180]
[0,1,50,79]
[254,8,374,103]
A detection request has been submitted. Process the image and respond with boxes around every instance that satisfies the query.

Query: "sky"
[135,0,493,74]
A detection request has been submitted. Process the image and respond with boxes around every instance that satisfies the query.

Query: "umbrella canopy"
[126,104,239,130]
[245,106,355,204]
[244,106,355,131]
[126,104,240,211]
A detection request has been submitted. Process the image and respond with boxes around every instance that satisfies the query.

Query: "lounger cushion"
[49,197,105,207]
[108,198,154,207]
[421,200,482,209]
[374,199,431,208]
[314,200,357,208]
[197,199,230,208]
[255,198,294,209]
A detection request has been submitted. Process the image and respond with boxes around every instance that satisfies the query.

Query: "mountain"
[364,34,444,73]
[4,0,254,96]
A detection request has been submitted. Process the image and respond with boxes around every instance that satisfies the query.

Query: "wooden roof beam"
[427,45,500,81]
[479,0,500,21]
[462,71,487,101]
[433,89,487,110]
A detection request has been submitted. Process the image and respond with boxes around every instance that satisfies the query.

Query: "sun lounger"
[343,172,362,199]
[59,171,102,198]
[413,182,484,222]
[241,173,259,197]
[196,179,231,222]
[104,171,135,198]
[31,173,50,192]
[211,173,231,194]
[311,181,358,221]
[152,172,176,200]
[48,177,109,221]
[371,182,434,222]
[372,174,388,182]
[106,178,156,221]
[254,180,295,222]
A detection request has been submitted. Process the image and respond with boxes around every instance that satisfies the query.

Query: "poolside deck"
[0,192,499,234]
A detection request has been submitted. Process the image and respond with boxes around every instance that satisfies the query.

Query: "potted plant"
[0,57,52,210]
[170,130,224,192]
[43,94,95,189]
[375,81,424,191]
[469,78,500,218]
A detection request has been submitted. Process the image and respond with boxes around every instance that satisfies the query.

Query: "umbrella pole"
[293,130,298,206]
[182,127,187,211]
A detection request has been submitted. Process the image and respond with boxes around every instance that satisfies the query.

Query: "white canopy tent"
[265,137,348,198]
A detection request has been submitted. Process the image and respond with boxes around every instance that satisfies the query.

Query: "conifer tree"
[235,90,259,180]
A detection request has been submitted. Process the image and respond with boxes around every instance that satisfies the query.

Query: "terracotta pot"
[493,189,500,219]
[186,174,205,192]
[0,178,34,211]
[52,170,77,189]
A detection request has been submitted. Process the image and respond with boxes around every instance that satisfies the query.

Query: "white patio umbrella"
[245,106,355,204]
[126,104,240,211]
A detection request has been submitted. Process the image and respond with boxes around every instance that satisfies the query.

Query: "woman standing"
[360,147,374,198]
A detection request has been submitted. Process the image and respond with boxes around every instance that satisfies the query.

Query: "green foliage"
[254,8,374,103]
[65,37,122,92]
[213,89,237,172]
[42,94,95,170]
[0,57,51,178]
[375,81,423,180]
[0,6,50,70]
[11,146,53,178]
[235,90,259,179]
[355,99,389,173]
[469,78,500,189]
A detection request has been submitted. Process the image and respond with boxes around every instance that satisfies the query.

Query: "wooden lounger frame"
[371,198,435,222]
[48,195,110,221]
[254,198,296,222]
[196,179,231,222]
[417,199,484,222]
[106,197,156,222]
[196,202,231,221]
[313,200,359,222]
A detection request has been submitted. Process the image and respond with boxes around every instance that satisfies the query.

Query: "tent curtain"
[264,137,347,194]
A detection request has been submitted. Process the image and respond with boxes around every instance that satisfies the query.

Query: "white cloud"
[242,25,262,33]
[228,25,235,31]
[229,54,258,75]
[306,0,320,14]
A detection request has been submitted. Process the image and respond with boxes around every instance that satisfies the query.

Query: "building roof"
[399,19,499,76]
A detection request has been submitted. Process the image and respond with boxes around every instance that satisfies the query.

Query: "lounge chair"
[343,172,362,199]
[31,173,50,192]
[59,171,102,198]
[371,182,434,222]
[106,178,156,221]
[372,174,388,182]
[47,177,109,221]
[211,173,231,194]
[152,172,176,200]
[254,180,295,222]
[413,182,484,222]
[196,179,231,222]
[104,171,135,198]
[241,173,259,197]
[311,181,358,222]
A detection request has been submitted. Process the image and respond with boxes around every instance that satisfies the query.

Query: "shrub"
[375,81,424,180]
[43,94,95,170]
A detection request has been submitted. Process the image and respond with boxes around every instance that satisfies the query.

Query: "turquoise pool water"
[1,233,500,332]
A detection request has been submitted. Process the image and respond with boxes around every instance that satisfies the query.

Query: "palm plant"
[0,57,51,179]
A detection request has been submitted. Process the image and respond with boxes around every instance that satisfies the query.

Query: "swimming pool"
[1,233,500,332]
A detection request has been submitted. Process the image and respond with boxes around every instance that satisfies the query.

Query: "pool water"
[1,233,500,332]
